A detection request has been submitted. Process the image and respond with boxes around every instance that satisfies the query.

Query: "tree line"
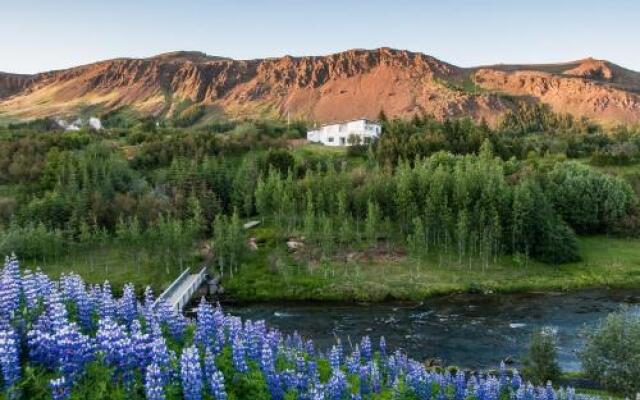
[0,114,638,268]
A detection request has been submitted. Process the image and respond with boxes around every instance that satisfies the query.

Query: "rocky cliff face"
[0,73,33,99]
[1,48,639,126]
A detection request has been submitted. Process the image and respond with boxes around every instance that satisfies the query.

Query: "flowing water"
[223,289,640,371]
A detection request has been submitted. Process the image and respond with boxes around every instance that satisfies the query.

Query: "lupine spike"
[0,327,21,389]
[180,345,203,400]
[145,362,166,400]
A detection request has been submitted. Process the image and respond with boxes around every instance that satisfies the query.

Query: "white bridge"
[155,266,208,311]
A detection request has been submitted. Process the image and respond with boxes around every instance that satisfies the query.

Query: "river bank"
[222,235,640,302]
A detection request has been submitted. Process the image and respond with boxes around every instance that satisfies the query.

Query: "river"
[223,289,640,371]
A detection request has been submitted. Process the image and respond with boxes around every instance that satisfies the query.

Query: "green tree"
[523,328,561,385]
[264,149,295,177]
[579,309,640,397]
[365,199,380,247]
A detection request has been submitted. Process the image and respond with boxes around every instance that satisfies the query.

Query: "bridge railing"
[155,266,208,311]
[154,268,191,308]
[175,266,208,311]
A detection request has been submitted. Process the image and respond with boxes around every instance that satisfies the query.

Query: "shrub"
[523,328,561,385]
[579,309,640,397]
[264,149,295,176]
[548,162,637,234]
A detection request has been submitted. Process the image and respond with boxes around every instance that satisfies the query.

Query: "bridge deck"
[156,266,208,311]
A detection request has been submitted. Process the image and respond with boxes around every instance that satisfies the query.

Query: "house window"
[339,124,346,132]
[340,137,346,145]
[327,137,334,143]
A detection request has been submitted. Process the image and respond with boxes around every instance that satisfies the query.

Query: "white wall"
[307,119,381,146]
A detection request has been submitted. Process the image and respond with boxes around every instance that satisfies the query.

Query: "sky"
[1,0,639,74]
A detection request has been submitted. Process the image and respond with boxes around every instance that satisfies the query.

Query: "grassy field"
[223,234,640,302]
[18,244,197,295]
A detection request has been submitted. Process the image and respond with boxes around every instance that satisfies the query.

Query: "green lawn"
[292,143,349,157]
[224,235,640,302]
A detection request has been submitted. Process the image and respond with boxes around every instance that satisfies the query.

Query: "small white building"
[307,119,381,146]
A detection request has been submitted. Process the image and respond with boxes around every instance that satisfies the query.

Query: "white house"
[307,119,381,146]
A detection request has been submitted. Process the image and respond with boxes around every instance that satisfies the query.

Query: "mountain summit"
[1,48,639,126]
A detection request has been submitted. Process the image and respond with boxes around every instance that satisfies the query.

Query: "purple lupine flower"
[359,364,371,396]
[209,370,227,400]
[308,360,319,385]
[260,341,274,373]
[455,370,467,400]
[305,339,315,356]
[95,317,135,381]
[21,269,39,310]
[55,322,93,382]
[499,360,509,389]
[212,305,226,352]
[266,372,284,400]
[150,336,171,383]
[308,383,326,400]
[280,369,298,392]
[145,362,166,400]
[156,299,186,341]
[142,286,156,326]
[512,369,522,391]
[371,361,381,393]
[265,330,280,358]
[329,345,341,370]
[99,281,117,320]
[34,268,53,299]
[243,320,260,360]
[292,331,304,351]
[360,336,372,362]
[406,362,431,400]
[118,283,137,327]
[545,381,557,400]
[59,274,93,330]
[76,289,95,332]
[226,316,243,343]
[326,369,347,400]
[204,348,229,399]
[346,345,361,374]
[232,335,248,373]
[0,255,21,324]
[50,376,70,400]
[0,327,20,389]
[180,345,203,400]
[131,319,151,369]
[27,313,55,365]
[195,298,216,349]
[379,336,386,357]
[204,348,217,381]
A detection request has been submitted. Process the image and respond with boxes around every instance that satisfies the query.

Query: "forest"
[0,104,639,295]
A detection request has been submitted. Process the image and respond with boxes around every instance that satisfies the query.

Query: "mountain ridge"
[1,47,639,126]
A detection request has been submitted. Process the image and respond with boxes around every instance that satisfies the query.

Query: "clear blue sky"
[2,0,639,74]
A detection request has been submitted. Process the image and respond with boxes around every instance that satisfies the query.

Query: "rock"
[287,239,304,252]
[503,356,515,365]
[243,220,261,230]
[424,358,444,368]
